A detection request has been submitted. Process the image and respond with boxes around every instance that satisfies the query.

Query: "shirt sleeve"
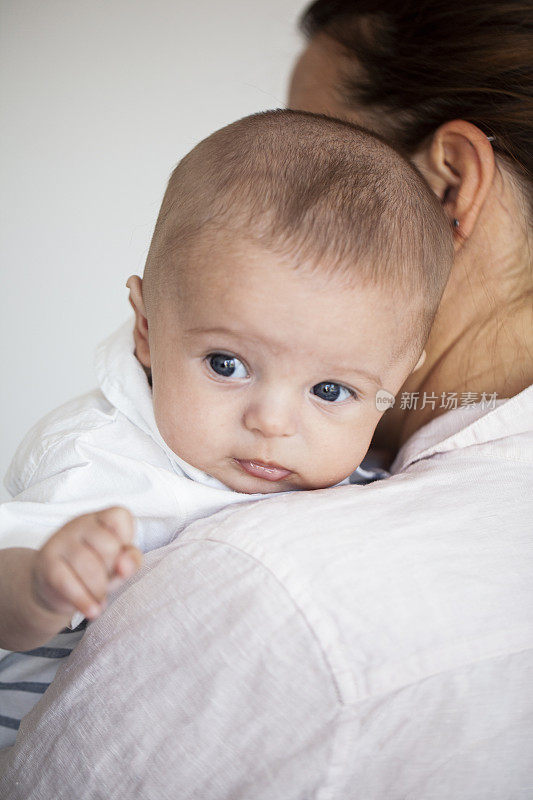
[1,395,122,551]
[0,393,182,555]
[0,539,340,799]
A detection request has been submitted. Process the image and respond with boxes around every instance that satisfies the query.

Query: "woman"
[1,2,531,797]
[289,0,532,457]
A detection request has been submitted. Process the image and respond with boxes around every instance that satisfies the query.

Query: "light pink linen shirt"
[0,384,532,799]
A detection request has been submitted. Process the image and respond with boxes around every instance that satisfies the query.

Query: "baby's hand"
[32,507,143,622]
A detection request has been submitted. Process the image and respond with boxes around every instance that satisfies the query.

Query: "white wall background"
[1,0,307,500]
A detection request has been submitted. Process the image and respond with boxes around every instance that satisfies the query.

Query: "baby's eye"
[206,353,248,379]
[312,382,355,403]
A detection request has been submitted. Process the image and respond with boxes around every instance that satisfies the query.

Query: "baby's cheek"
[157,389,238,472]
[299,440,365,489]
[152,395,194,458]
[321,423,372,481]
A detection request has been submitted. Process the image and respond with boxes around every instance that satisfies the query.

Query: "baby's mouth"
[234,459,292,482]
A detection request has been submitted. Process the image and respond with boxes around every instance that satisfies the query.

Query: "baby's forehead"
[178,230,414,302]
[169,239,423,363]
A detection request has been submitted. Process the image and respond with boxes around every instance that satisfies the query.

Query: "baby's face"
[141,235,420,494]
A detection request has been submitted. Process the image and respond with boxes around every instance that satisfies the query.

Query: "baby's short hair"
[143,109,453,355]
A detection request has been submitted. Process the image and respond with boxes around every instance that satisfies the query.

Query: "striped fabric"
[0,621,87,749]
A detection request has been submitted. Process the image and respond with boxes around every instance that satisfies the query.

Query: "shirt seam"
[400,438,533,472]
[339,642,533,709]
[169,536,351,799]
[169,535,533,798]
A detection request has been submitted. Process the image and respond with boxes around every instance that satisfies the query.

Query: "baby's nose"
[242,388,298,438]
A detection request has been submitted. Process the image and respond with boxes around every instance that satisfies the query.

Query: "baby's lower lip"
[235,459,292,481]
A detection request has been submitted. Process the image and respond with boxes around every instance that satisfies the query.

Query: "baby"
[0,109,452,743]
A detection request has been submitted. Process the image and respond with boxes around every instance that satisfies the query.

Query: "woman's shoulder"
[174,382,532,698]
[4,386,531,797]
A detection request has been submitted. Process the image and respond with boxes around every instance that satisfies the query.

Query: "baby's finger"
[59,539,113,603]
[35,555,104,620]
[114,546,143,579]
[76,521,131,576]
[46,507,135,578]
[94,507,135,547]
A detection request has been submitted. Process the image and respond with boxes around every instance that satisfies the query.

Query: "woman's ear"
[411,120,495,250]
[126,275,151,369]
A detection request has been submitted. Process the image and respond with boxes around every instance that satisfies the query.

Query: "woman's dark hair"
[299,0,532,203]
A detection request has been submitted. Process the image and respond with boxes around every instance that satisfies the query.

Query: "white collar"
[95,320,233,491]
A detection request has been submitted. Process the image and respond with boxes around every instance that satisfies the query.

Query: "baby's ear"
[411,350,426,375]
[126,276,151,368]
[411,350,426,373]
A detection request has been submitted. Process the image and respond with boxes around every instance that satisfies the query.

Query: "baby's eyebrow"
[185,326,242,337]
[328,365,382,389]
[185,326,382,388]
[184,325,268,348]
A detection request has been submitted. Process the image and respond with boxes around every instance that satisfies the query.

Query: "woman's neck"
[372,182,533,456]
